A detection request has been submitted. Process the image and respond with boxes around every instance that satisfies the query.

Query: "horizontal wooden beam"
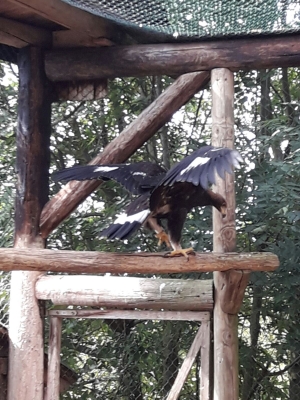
[48,309,211,321]
[53,30,114,48]
[40,71,210,238]
[36,275,213,311]
[0,16,51,48]
[0,248,279,274]
[45,35,300,81]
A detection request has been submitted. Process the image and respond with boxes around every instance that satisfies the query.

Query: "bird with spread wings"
[53,145,242,257]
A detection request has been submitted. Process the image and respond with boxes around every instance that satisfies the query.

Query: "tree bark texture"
[36,275,213,311]
[40,71,210,238]
[45,35,300,81]
[8,46,51,400]
[0,248,279,274]
[212,68,249,400]
[45,317,62,400]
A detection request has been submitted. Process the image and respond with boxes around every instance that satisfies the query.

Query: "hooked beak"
[220,205,227,218]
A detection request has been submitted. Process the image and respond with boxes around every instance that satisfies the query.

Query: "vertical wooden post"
[199,320,211,400]
[45,317,62,400]
[8,46,51,400]
[211,68,249,400]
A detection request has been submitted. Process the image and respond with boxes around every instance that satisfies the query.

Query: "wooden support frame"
[40,71,210,238]
[8,46,51,400]
[166,324,208,400]
[211,68,250,400]
[45,35,300,81]
[0,16,51,48]
[45,310,211,400]
[48,309,210,321]
[0,248,279,274]
[7,0,116,39]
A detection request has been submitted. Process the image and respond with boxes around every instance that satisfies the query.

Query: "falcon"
[53,145,242,257]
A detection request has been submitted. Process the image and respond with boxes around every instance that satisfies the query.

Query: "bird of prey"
[53,145,242,257]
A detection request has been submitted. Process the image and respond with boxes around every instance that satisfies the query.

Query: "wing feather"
[159,146,242,189]
[53,162,166,195]
[100,194,150,240]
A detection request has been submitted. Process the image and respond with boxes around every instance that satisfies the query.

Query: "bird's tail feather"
[100,209,150,240]
[100,221,142,240]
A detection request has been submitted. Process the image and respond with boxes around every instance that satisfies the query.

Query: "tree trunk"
[259,69,283,160]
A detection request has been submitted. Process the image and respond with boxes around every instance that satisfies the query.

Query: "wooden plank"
[8,46,51,400]
[0,248,279,274]
[45,35,300,81]
[211,68,248,400]
[45,317,62,400]
[53,30,114,48]
[48,309,211,321]
[0,16,51,48]
[0,31,26,48]
[36,276,213,311]
[40,71,210,238]
[166,326,204,400]
[7,0,116,39]
[199,321,211,400]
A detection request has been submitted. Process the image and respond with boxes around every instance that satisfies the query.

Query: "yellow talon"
[165,247,195,259]
[156,231,171,248]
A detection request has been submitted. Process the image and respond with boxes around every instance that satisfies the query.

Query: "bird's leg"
[146,217,172,248]
[164,208,194,258]
[156,231,171,248]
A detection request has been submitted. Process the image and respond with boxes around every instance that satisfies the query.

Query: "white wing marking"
[114,209,150,224]
[179,157,210,175]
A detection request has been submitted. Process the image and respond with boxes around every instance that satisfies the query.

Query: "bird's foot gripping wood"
[156,231,171,248]
[165,247,195,259]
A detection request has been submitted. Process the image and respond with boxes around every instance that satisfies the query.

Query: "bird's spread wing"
[53,162,166,195]
[100,194,150,240]
[159,146,242,189]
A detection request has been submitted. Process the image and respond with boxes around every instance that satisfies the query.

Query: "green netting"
[62,0,300,41]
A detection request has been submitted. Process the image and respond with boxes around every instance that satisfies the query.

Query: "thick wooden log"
[8,47,51,400]
[45,35,300,81]
[0,249,279,274]
[40,71,210,238]
[36,276,213,311]
[212,68,249,400]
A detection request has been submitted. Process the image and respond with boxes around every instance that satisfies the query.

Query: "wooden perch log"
[0,249,279,274]
[45,35,300,81]
[36,276,213,311]
[40,71,209,238]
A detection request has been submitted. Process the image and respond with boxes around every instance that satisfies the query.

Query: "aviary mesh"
[62,0,300,40]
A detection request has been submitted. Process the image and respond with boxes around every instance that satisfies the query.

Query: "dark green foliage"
[1,61,300,398]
